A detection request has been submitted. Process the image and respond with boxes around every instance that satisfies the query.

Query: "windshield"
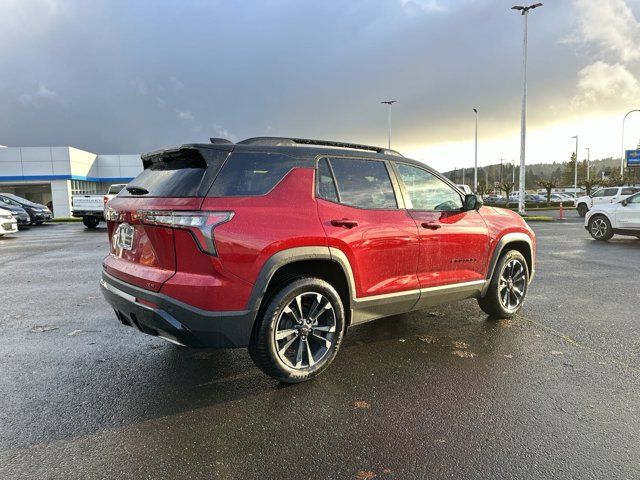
[0,193,38,206]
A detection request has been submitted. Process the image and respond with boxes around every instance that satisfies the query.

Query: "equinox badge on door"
[113,223,134,250]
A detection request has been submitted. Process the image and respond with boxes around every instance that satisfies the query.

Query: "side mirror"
[622,199,629,206]
[464,194,483,211]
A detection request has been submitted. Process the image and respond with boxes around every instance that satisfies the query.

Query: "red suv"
[101,137,536,382]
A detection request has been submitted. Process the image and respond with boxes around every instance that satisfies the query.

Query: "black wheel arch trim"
[481,233,534,297]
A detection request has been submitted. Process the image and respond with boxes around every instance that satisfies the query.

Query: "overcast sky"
[2,0,640,171]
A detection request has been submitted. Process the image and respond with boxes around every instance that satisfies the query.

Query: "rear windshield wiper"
[125,185,149,195]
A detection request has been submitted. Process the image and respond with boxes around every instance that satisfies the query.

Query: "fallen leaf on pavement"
[427,311,444,317]
[452,349,476,358]
[398,338,406,342]
[503,354,513,359]
[452,340,469,350]
[498,319,513,328]
[354,400,370,409]
[355,471,376,480]
[550,350,564,357]
[30,325,58,333]
[418,335,438,344]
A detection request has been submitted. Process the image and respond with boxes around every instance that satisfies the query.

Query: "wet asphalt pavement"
[1,215,639,479]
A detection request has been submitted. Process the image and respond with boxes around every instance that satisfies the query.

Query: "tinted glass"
[316,158,338,202]
[395,163,463,211]
[120,154,208,197]
[628,193,640,204]
[621,187,639,195]
[591,189,604,197]
[328,158,397,209]
[210,152,300,197]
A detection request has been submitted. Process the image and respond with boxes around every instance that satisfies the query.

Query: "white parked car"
[585,192,640,241]
[575,186,640,217]
[0,207,18,237]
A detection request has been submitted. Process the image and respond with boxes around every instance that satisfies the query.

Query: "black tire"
[588,214,614,241]
[577,203,588,217]
[478,250,529,319]
[249,276,345,383]
[82,216,100,229]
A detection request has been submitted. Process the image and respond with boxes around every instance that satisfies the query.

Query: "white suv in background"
[0,207,18,237]
[575,186,640,217]
[585,192,640,241]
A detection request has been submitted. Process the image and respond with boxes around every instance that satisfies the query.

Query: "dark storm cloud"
[0,0,605,154]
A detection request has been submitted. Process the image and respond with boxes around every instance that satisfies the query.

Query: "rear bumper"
[100,271,255,348]
[72,210,104,219]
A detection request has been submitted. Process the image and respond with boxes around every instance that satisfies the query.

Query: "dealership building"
[0,146,142,217]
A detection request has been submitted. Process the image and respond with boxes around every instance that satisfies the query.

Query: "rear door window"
[621,188,639,195]
[209,152,300,197]
[327,157,397,209]
[316,158,339,202]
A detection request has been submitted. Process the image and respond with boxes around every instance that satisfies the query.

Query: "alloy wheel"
[590,218,608,239]
[274,292,336,369]
[498,259,526,311]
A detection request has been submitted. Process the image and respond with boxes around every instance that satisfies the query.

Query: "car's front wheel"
[478,250,529,319]
[588,215,614,241]
[249,277,345,383]
[577,203,588,217]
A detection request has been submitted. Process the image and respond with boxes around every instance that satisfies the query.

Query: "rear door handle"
[421,222,441,230]
[331,219,358,228]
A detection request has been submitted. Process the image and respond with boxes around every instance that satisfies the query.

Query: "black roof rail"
[237,137,403,157]
[209,137,233,144]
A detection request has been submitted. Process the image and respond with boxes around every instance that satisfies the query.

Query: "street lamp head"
[381,100,397,105]
[512,3,543,14]
[473,108,478,113]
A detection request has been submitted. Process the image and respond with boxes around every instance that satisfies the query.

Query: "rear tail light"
[138,210,233,256]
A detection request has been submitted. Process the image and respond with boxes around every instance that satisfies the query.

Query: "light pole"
[473,108,479,192]
[585,147,590,181]
[381,100,397,149]
[620,109,640,177]
[511,3,543,215]
[512,159,516,184]
[571,136,578,196]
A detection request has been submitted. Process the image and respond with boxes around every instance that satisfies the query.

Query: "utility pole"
[585,147,590,181]
[571,136,579,196]
[473,108,479,192]
[511,3,543,215]
[380,100,397,149]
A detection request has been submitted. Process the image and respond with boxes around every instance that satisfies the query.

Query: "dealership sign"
[625,149,640,167]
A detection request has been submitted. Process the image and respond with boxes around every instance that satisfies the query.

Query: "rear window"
[120,149,226,197]
[208,152,300,197]
[621,188,639,195]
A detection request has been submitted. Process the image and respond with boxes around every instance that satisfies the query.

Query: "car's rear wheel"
[478,250,529,319]
[249,277,345,383]
[588,215,614,241]
[577,203,588,217]
[82,216,100,229]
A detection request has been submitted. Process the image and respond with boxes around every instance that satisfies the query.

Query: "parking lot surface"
[1,220,639,479]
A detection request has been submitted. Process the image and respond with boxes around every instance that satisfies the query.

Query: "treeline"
[443,157,640,190]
